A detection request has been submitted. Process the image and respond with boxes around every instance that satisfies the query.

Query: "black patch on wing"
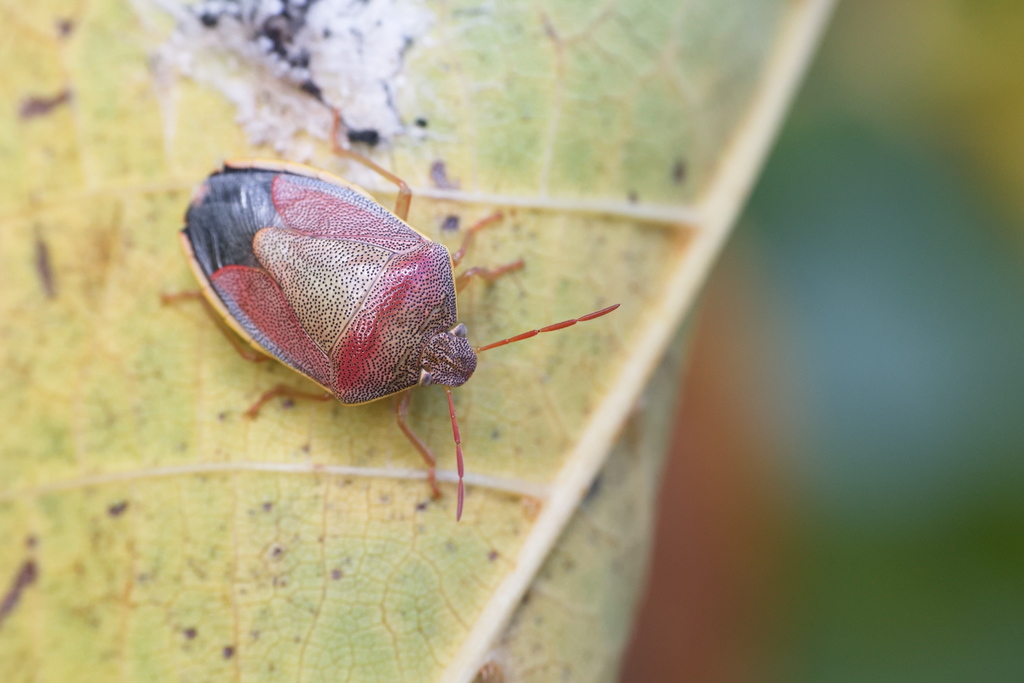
[183,169,284,277]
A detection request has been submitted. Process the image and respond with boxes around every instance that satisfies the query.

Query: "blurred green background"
[623,1,1024,681]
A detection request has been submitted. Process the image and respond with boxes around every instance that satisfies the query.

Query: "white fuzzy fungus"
[154,0,434,158]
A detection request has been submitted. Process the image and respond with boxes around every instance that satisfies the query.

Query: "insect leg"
[455,260,525,293]
[443,387,465,521]
[161,291,269,363]
[330,110,413,222]
[394,390,442,499]
[243,385,332,419]
[160,290,204,304]
[451,211,505,266]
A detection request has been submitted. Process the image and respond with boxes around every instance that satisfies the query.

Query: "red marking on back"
[334,271,416,389]
[331,245,448,402]
[211,265,333,388]
[271,176,423,252]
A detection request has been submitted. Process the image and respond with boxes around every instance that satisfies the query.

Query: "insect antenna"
[475,304,620,353]
[443,386,465,521]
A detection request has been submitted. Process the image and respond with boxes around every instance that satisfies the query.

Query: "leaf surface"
[0,0,833,680]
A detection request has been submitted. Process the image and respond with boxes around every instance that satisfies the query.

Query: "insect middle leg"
[394,390,442,499]
[163,292,331,418]
[451,212,504,266]
[451,212,524,291]
[329,110,413,222]
[161,290,268,363]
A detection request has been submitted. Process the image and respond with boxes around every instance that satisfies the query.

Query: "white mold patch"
[153,0,434,158]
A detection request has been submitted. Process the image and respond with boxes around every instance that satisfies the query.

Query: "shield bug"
[178,157,618,520]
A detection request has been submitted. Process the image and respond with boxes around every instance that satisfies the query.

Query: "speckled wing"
[252,228,391,354]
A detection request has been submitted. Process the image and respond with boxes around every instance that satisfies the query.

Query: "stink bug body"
[179,158,617,520]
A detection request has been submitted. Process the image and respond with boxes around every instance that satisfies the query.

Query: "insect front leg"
[329,110,413,222]
[393,390,442,500]
[161,291,269,363]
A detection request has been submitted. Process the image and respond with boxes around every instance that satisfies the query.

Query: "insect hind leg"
[161,290,269,364]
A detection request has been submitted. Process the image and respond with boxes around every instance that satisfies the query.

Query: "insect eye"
[450,323,468,338]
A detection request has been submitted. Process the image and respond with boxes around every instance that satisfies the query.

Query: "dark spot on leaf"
[487,550,499,562]
[19,90,71,119]
[672,159,687,184]
[542,15,558,40]
[0,561,37,627]
[56,18,74,37]
[222,645,235,659]
[440,215,460,233]
[281,398,294,409]
[430,160,459,189]
[271,545,284,557]
[217,411,227,421]
[25,536,37,549]
[331,569,343,580]
[199,12,218,27]
[490,428,500,440]
[107,500,129,517]
[445,541,456,553]
[183,627,197,640]
[262,501,273,512]
[34,236,56,298]
[347,129,380,146]
[379,494,390,504]
[414,117,428,128]
[415,501,429,512]
[627,190,638,204]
